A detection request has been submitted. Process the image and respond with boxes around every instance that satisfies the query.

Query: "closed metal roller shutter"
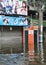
[0,26,23,53]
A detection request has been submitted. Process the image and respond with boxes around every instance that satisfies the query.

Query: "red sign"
[28,27,34,61]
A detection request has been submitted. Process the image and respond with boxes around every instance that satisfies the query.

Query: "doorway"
[34,30,38,54]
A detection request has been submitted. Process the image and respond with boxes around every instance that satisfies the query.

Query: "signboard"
[0,0,27,15]
[0,15,28,26]
[30,18,46,27]
[30,18,38,26]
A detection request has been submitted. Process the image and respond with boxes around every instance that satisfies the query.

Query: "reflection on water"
[0,53,46,65]
[0,53,24,65]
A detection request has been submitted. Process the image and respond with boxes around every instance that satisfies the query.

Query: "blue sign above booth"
[0,15,28,26]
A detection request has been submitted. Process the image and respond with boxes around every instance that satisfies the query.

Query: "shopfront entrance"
[0,26,23,54]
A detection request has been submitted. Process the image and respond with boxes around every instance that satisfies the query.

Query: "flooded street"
[0,54,25,65]
[0,54,46,65]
